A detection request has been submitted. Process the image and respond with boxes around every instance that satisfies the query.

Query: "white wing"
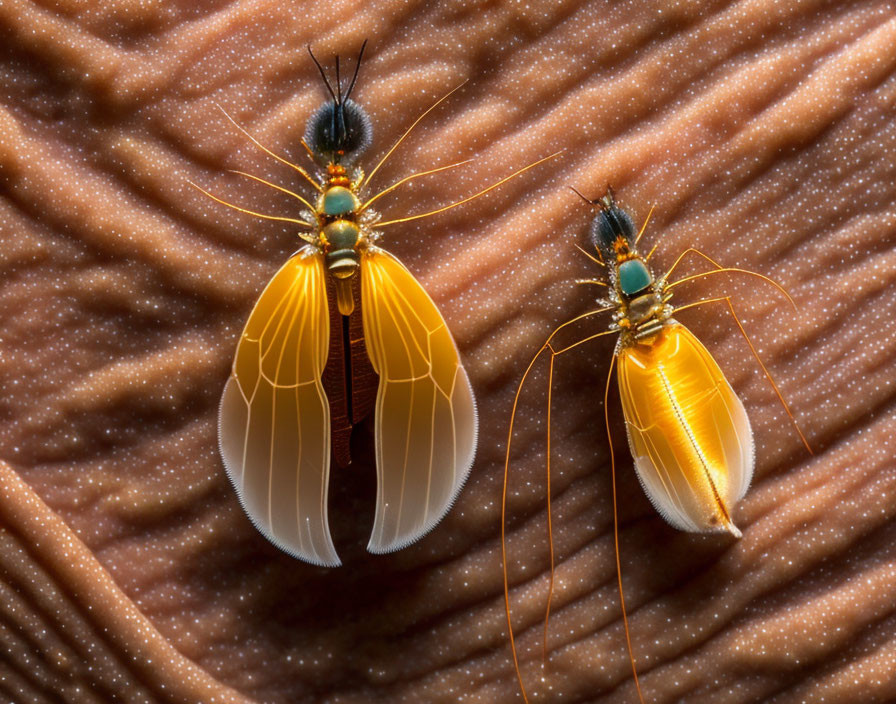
[360,249,477,553]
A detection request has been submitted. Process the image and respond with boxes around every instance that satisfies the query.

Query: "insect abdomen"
[616,322,754,536]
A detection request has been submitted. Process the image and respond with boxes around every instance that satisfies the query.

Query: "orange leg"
[186,180,314,231]
[228,169,316,213]
[376,151,561,228]
[633,203,656,247]
[664,247,797,311]
[361,159,473,211]
[603,351,646,704]
[216,105,321,192]
[502,310,614,704]
[360,82,468,191]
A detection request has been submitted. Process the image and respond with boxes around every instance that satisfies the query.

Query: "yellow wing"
[218,247,340,566]
[360,249,477,553]
[616,322,754,537]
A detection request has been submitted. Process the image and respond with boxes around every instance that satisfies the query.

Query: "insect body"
[502,189,810,701]
[198,44,552,567]
[593,191,754,536]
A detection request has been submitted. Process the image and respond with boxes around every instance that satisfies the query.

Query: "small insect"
[502,189,811,702]
[193,42,554,567]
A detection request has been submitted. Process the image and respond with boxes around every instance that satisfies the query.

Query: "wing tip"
[364,509,449,555]
[218,431,343,568]
[366,402,478,557]
[226,478,343,567]
[364,479,470,555]
[367,370,479,556]
[724,520,743,539]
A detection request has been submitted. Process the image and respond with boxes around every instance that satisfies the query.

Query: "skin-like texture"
[1,2,894,703]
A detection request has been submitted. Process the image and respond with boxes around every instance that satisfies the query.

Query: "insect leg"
[633,203,656,247]
[216,105,321,191]
[573,243,606,267]
[360,81,468,191]
[376,151,561,228]
[665,248,797,310]
[361,158,473,211]
[603,350,646,704]
[228,170,317,213]
[187,181,314,228]
[503,313,615,704]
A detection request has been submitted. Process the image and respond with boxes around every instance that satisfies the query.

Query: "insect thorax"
[313,165,380,317]
[607,258,673,346]
[315,165,365,276]
[588,193,674,345]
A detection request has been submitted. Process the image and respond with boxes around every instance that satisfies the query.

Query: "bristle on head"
[589,189,636,261]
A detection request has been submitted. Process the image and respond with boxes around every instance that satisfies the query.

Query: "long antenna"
[344,39,368,101]
[569,185,595,206]
[334,53,342,103]
[307,45,337,103]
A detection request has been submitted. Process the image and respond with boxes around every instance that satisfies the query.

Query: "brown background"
[1,1,895,703]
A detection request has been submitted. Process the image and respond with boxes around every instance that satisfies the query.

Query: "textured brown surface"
[1,2,895,703]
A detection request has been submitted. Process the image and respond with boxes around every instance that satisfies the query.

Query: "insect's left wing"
[360,249,477,554]
[219,248,341,567]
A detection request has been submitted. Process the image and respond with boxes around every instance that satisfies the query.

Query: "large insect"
[195,42,551,567]
[502,189,811,702]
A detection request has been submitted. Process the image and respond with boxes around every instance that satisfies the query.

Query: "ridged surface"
[0,2,894,703]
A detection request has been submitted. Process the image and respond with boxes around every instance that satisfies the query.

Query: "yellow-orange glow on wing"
[616,322,754,537]
[360,249,477,553]
[218,248,340,566]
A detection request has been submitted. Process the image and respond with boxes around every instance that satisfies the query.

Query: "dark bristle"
[304,41,373,165]
[307,45,337,103]
[305,99,372,166]
[589,189,636,260]
[344,40,368,101]
[335,54,342,103]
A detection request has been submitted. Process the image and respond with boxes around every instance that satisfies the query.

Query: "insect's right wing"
[360,249,477,554]
[218,248,340,566]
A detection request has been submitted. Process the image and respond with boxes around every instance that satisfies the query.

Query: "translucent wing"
[219,247,340,566]
[360,249,477,553]
[616,322,754,536]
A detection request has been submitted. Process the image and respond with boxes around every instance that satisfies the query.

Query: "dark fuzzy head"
[304,98,372,165]
[305,41,371,166]
[589,192,636,262]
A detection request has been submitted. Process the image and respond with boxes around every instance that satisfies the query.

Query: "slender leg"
[604,351,646,704]
[664,248,797,310]
[187,180,313,229]
[542,351,555,668]
[361,159,472,211]
[502,311,614,704]
[574,243,606,267]
[217,105,321,192]
[633,203,656,246]
[229,170,316,213]
[663,246,723,281]
[360,82,469,191]
[376,151,560,228]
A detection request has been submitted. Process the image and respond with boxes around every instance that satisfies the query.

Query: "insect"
[502,188,811,702]
[192,42,554,567]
